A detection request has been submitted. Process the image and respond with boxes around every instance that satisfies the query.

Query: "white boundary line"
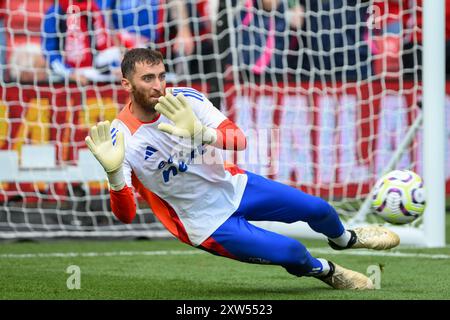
[309,248,450,260]
[1,248,450,260]
[0,250,204,259]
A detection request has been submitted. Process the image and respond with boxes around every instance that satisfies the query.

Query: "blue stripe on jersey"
[172,87,202,96]
[172,89,203,100]
[144,146,158,160]
[172,88,204,102]
[176,93,204,101]
[146,146,158,153]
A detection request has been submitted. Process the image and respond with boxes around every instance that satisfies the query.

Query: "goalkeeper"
[86,48,399,290]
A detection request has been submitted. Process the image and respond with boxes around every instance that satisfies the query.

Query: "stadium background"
[0,0,450,300]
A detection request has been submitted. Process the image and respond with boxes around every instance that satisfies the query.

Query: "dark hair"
[121,48,164,79]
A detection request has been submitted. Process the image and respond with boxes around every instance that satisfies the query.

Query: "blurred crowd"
[0,0,449,89]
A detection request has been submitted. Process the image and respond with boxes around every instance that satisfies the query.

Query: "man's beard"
[131,85,163,112]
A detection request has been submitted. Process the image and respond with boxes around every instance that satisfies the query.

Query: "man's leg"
[237,171,346,238]
[200,214,325,276]
[198,214,374,290]
[238,171,399,250]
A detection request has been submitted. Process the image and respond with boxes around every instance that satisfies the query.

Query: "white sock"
[317,258,330,276]
[329,230,352,248]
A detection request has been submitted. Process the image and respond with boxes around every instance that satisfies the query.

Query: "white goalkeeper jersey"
[111,87,248,246]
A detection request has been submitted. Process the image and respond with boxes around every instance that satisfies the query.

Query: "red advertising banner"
[0,81,449,200]
[0,84,129,163]
[222,81,450,196]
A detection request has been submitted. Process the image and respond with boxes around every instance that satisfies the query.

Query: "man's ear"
[121,77,132,92]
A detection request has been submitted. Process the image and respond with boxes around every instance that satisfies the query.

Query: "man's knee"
[306,198,336,222]
[274,239,311,267]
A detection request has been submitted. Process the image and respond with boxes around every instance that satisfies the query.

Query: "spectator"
[42,0,122,85]
[167,0,196,59]
[230,0,304,82]
[186,0,223,109]
[97,0,219,103]
[365,0,404,76]
[96,0,197,71]
[9,42,48,83]
[217,0,369,82]
[298,0,371,81]
[400,0,450,79]
[170,0,214,80]
[96,0,163,50]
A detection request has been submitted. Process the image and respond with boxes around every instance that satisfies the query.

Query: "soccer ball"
[371,170,426,224]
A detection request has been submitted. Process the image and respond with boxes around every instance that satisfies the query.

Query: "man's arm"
[212,119,247,151]
[109,184,136,224]
[156,93,247,151]
[108,156,136,224]
[42,6,89,84]
[85,120,136,224]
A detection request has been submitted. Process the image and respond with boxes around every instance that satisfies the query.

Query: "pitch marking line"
[1,248,450,260]
[308,248,450,260]
[0,250,203,259]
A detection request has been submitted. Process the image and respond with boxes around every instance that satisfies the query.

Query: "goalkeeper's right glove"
[85,120,126,191]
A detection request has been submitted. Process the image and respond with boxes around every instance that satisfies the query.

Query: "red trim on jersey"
[131,172,192,245]
[110,186,136,224]
[117,101,161,135]
[108,171,191,244]
[213,119,247,151]
[200,236,237,259]
[223,162,246,176]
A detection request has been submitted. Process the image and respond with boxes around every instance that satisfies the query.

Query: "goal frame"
[0,1,446,247]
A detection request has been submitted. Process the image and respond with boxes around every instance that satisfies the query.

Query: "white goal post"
[421,0,446,247]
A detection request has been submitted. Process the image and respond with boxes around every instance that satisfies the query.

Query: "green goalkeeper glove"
[155,93,217,144]
[85,120,126,190]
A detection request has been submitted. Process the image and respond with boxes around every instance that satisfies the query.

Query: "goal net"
[0,0,446,245]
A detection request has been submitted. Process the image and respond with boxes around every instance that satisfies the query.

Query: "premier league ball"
[371,170,426,225]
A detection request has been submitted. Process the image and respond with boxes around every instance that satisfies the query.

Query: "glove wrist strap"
[201,126,217,145]
[107,167,126,191]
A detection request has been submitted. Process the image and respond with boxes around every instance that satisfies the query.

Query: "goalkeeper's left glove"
[155,93,217,144]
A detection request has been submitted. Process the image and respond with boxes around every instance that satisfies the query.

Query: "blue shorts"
[199,171,345,276]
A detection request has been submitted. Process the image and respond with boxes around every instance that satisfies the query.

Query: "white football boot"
[329,226,400,250]
[316,261,375,290]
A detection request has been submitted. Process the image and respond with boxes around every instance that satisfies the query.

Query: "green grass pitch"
[1,218,450,300]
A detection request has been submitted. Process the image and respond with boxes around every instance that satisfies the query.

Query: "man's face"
[123,61,166,112]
